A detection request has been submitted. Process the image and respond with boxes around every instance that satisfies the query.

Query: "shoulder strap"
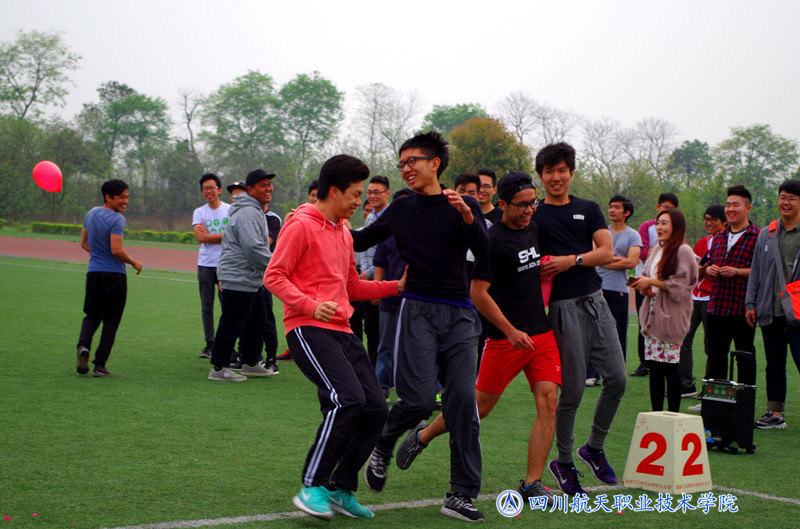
[770,220,788,291]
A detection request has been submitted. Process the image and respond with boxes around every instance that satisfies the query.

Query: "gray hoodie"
[217,193,272,292]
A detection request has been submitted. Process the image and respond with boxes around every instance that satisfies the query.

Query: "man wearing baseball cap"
[208,169,276,381]
[395,171,560,506]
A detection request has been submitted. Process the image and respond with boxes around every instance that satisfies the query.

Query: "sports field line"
[98,484,800,529]
[0,260,196,283]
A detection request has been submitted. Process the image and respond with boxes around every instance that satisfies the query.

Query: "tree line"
[1,29,799,240]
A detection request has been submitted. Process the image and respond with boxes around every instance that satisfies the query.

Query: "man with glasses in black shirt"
[353,132,489,522]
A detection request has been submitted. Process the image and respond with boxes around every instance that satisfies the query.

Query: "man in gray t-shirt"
[590,196,642,385]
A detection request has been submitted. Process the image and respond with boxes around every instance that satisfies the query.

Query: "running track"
[0,236,197,272]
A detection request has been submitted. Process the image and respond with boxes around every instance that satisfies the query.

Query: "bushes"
[28,222,197,244]
[31,222,82,236]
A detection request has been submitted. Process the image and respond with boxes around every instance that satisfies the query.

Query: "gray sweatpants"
[376,298,482,497]
[548,290,627,464]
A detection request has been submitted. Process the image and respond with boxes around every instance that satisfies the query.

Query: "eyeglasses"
[778,195,800,203]
[366,189,388,195]
[202,186,220,191]
[507,198,540,212]
[396,156,433,170]
[480,183,494,190]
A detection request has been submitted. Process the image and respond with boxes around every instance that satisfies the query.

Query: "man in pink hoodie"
[264,154,405,521]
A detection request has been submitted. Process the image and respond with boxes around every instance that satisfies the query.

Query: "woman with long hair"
[632,209,698,412]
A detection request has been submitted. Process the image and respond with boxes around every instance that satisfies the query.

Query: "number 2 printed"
[635,432,704,476]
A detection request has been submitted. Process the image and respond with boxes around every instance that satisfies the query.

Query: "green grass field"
[1,255,799,528]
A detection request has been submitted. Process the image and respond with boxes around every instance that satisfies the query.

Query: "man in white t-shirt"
[192,173,230,358]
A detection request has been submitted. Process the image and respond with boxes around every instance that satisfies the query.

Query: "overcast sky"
[3,0,799,147]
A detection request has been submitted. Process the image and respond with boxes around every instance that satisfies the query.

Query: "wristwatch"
[575,254,584,266]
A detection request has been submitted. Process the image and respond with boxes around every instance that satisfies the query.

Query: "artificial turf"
[1,255,798,528]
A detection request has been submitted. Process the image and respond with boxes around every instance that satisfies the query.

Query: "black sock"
[586,444,602,453]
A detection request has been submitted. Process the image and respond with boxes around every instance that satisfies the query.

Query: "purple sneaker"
[548,460,586,495]
[577,444,618,485]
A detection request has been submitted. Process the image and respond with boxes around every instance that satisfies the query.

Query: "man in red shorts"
[394,171,561,505]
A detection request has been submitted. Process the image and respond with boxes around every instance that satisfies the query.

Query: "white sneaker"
[687,402,702,413]
[241,363,270,377]
[585,378,598,387]
[208,367,247,381]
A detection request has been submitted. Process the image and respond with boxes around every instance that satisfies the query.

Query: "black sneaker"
[363,449,391,492]
[277,349,293,361]
[93,365,111,377]
[396,421,427,470]
[754,410,787,429]
[76,346,90,375]
[441,492,484,522]
[265,362,279,375]
[517,479,554,508]
[198,347,212,359]
[629,364,649,377]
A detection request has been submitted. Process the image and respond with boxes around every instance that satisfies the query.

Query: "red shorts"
[476,330,562,394]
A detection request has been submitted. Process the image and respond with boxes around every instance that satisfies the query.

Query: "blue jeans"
[376,310,399,390]
[760,316,800,412]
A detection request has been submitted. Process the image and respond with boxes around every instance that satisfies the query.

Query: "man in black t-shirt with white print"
[533,142,627,496]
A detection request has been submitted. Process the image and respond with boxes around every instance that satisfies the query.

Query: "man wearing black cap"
[208,169,275,381]
[192,173,230,359]
[395,171,560,506]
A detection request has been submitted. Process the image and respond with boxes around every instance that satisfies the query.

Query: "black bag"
[700,350,756,454]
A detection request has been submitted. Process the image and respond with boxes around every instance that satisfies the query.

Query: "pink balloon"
[33,161,63,193]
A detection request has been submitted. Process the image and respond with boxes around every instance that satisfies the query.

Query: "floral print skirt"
[643,333,680,364]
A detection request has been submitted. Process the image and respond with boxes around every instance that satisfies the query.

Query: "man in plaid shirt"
[705,185,759,379]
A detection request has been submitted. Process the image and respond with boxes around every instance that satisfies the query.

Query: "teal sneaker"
[292,485,333,520]
[328,486,375,519]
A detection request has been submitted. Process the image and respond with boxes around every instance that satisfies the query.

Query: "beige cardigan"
[638,244,698,345]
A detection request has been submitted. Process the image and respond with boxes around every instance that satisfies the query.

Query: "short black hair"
[199,173,220,189]
[609,195,634,222]
[704,204,726,222]
[393,188,414,200]
[399,131,449,177]
[454,172,480,190]
[317,155,370,200]
[307,179,319,193]
[101,179,128,199]
[477,167,496,186]
[658,192,679,208]
[779,180,800,197]
[369,175,390,189]
[535,142,576,175]
[727,185,752,204]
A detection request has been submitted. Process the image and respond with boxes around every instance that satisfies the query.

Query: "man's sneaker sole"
[440,506,484,522]
[396,421,427,470]
[76,347,90,374]
[755,421,787,429]
[292,494,333,520]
